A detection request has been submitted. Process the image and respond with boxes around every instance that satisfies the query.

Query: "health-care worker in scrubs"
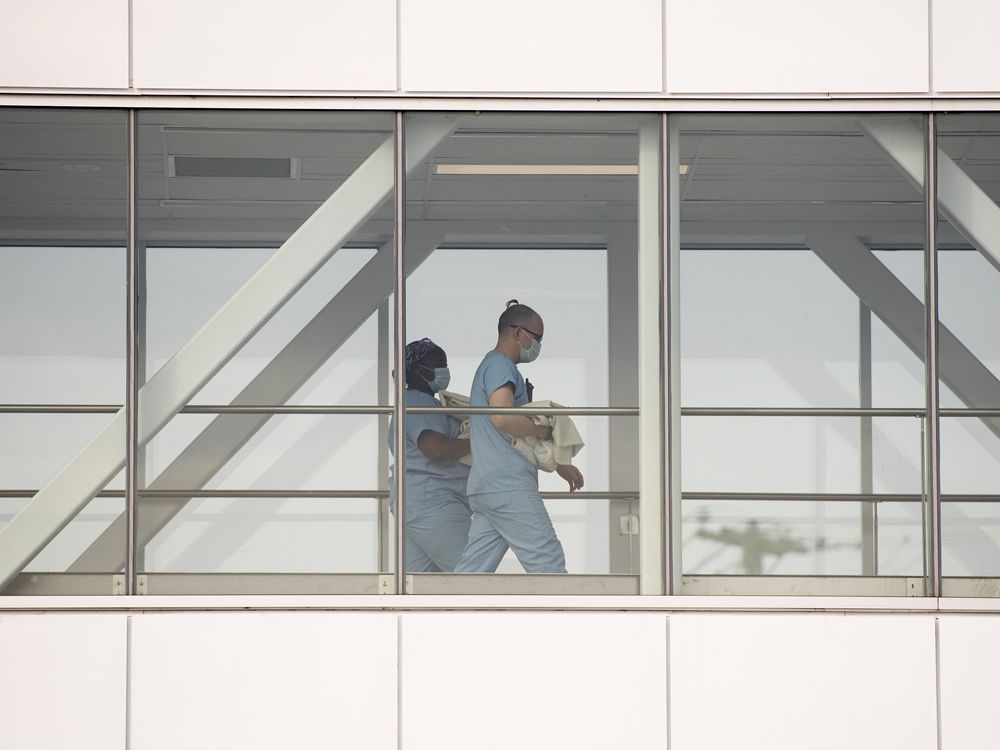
[388,338,472,572]
[454,300,584,574]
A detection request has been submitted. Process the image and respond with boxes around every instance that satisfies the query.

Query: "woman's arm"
[417,430,471,462]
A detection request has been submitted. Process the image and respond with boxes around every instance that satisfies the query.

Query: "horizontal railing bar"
[682,407,926,417]
[0,489,638,501]
[3,489,996,503]
[0,490,126,498]
[16,404,998,417]
[138,489,391,499]
[684,492,1000,503]
[407,406,639,416]
[0,404,123,414]
[182,404,394,415]
[684,492,919,502]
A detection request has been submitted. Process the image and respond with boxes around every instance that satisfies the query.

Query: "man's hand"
[556,464,584,492]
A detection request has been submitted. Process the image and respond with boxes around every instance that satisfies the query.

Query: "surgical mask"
[518,337,541,364]
[423,366,451,392]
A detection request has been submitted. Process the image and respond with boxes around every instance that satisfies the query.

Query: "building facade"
[2,2,1000,748]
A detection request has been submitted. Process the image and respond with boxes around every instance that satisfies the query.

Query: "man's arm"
[488,385,552,440]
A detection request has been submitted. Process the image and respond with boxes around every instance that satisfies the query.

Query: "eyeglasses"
[510,324,542,343]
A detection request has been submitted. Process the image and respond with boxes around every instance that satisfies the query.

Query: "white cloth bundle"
[436,391,583,472]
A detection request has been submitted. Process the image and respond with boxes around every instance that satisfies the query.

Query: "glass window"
[937,113,1000,595]
[131,111,396,594]
[401,113,659,594]
[0,108,127,595]
[675,114,927,594]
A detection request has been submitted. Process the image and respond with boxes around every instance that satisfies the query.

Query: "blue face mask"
[519,336,541,364]
[423,366,451,392]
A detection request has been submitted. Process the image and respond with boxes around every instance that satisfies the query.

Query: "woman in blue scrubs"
[389,338,472,572]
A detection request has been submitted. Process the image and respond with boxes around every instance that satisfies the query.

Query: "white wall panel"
[400,0,663,93]
[400,613,668,749]
[665,0,928,94]
[0,614,126,750]
[130,613,397,750]
[938,615,1000,749]
[133,0,396,91]
[934,0,1000,92]
[669,614,937,750]
[1,0,128,89]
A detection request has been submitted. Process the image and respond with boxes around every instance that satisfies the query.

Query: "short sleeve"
[481,355,518,401]
[405,411,452,445]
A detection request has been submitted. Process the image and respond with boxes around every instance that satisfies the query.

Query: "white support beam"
[68,233,443,572]
[0,118,458,590]
[859,117,1000,273]
[808,236,1000,440]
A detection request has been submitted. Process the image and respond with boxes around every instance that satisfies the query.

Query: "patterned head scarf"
[404,338,438,376]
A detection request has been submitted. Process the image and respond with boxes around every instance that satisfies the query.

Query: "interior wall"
[5,0,1000,96]
[1,604,997,750]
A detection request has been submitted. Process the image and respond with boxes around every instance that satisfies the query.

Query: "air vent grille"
[170,156,297,178]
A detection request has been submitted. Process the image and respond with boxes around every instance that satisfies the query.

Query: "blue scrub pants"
[453,490,567,573]
[399,489,472,573]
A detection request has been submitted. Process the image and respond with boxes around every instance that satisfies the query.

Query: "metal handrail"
[682,407,926,417]
[2,489,997,502]
[5,403,1000,417]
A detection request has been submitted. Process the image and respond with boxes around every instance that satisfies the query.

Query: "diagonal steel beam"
[859,117,1000,274]
[69,233,442,572]
[808,236,1000,439]
[0,118,458,589]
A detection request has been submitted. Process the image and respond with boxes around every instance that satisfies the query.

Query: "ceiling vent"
[169,156,300,179]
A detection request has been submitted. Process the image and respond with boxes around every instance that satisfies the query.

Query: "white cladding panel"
[664,0,929,94]
[400,0,663,93]
[668,614,938,750]
[129,613,398,750]
[0,614,127,750]
[933,0,1000,93]
[132,0,397,91]
[400,613,669,749]
[0,0,128,89]
[938,615,1000,749]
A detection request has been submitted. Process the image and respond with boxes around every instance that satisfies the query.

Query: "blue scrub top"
[466,350,536,497]
[388,389,470,508]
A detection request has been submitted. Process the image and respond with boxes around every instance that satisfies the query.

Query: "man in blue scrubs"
[454,301,584,573]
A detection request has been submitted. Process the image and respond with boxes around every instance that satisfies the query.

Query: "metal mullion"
[392,112,407,595]
[125,109,139,596]
[377,302,391,574]
[663,112,682,595]
[859,302,877,575]
[924,113,943,598]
